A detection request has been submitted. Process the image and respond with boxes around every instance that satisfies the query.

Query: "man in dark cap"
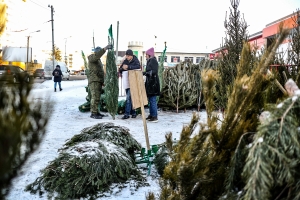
[119,49,141,119]
[88,44,112,119]
[52,65,63,92]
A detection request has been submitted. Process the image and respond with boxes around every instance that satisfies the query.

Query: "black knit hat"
[125,49,133,56]
[56,65,60,68]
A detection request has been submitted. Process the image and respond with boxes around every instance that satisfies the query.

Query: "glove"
[106,44,113,50]
[143,70,152,77]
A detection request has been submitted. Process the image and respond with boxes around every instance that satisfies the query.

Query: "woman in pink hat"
[143,47,160,122]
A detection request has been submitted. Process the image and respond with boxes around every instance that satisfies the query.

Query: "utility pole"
[48,5,55,71]
[64,38,67,65]
[116,21,119,65]
[64,36,71,65]
[26,36,30,71]
[26,30,40,71]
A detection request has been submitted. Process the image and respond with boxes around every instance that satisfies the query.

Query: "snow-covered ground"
[6,79,207,200]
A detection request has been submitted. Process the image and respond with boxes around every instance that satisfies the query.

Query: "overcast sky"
[15,0,300,54]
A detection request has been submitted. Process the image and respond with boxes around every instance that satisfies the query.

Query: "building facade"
[213,12,300,65]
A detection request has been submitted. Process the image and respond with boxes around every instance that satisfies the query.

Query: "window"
[158,56,167,62]
[196,57,204,63]
[17,67,24,72]
[184,57,194,63]
[171,56,180,63]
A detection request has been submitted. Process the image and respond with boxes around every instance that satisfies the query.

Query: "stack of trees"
[26,123,146,199]
[152,24,291,200]
[158,59,216,112]
[148,0,300,199]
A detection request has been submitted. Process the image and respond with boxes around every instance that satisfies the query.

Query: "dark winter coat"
[52,69,62,82]
[119,55,141,73]
[87,48,106,84]
[144,57,160,97]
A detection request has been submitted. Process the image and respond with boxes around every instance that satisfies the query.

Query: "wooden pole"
[135,72,150,150]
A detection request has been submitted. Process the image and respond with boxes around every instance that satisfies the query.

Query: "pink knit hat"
[146,47,154,57]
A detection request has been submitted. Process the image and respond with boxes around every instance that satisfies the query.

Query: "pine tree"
[154,25,289,200]
[104,25,119,119]
[289,9,300,85]
[0,74,51,199]
[158,42,167,91]
[215,0,249,110]
[242,81,300,200]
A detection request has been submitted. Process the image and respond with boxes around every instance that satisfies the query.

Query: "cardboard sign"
[129,70,148,109]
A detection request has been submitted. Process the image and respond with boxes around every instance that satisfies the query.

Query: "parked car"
[0,65,30,83]
[81,70,86,75]
[70,70,77,75]
[33,68,45,79]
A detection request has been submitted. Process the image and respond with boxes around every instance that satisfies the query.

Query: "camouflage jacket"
[87,48,106,84]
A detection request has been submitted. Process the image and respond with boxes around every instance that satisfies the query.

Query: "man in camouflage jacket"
[88,45,112,119]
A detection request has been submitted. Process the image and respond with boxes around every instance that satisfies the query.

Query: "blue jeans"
[125,88,136,116]
[148,95,157,117]
[54,82,61,89]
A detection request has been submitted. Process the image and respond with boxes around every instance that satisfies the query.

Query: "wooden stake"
[129,70,150,150]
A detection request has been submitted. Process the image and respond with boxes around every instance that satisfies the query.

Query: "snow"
[277,103,283,108]
[64,140,100,157]
[292,95,298,102]
[6,79,207,200]
[257,137,264,143]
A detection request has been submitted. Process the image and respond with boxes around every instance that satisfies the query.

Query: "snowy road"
[6,79,207,200]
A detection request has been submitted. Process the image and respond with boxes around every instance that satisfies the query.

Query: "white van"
[44,60,70,80]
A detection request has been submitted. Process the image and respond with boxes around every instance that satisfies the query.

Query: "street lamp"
[26,30,40,71]
[64,36,71,65]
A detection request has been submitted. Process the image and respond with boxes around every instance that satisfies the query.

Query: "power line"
[28,0,64,19]
[28,0,49,10]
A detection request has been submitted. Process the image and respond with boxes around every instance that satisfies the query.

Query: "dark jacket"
[52,69,62,82]
[144,57,160,96]
[87,48,106,84]
[119,55,141,74]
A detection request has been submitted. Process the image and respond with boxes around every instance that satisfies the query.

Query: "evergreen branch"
[278,99,296,143]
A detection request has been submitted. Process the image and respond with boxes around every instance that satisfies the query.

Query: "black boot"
[90,113,102,119]
[60,88,62,91]
[54,88,56,92]
[99,113,106,117]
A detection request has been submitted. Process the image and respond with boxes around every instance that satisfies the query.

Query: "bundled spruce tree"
[158,61,200,112]
[0,74,51,199]
[159,59,216,111]
[26,123,146,199]
[105,24,119,119]
[215,0,249,110]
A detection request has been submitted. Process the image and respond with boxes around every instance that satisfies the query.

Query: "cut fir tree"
[104,24,119,119]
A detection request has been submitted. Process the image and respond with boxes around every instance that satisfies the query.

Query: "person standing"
[119,49,141,119]
[52,65,63,92]
[88,45,112,119]
[143,47,160,122]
